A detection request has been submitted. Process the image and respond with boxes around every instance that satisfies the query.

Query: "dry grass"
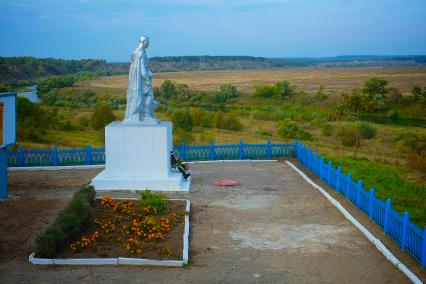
[85,67,426,96]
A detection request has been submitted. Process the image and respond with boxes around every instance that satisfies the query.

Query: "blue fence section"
[295,142,426,268]
[7,140,295,167]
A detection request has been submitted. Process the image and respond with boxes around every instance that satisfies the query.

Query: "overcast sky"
[1,0,425,61]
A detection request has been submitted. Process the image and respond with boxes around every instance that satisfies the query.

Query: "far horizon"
[1,0,426,62]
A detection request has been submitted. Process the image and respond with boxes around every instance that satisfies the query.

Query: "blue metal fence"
[7,140,295,167]
[295,141,426,268]
[6,140,425,267]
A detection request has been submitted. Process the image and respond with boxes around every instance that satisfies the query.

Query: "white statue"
[124,36,157,123]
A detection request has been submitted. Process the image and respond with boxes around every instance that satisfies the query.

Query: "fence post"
[356,180,363,207]
[368,188,375,219]
[421,226,426,267]
[18,146,24,167]
[384,198,391,234]
[53,145,58,166]
[86,144,92,165]
[266,139,272,158]
[336,166,341,192]
[327,161,332,184]
[345,173,351,198]
[239,139,244,159]
[401,211,409,250]
[209,140,215,160]
[181,144,186,160]
[319,157,324,180]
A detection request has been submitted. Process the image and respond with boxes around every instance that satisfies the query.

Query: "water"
[17,85,41,103]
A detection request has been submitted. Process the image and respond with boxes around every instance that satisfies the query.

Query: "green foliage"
[321,123,333,136]
[16,97,59,142]
[253,81,297,99]
[175,83,191,100]
[160,80,176,101]
[37,75,76,94]
[223,113,243,131]
[35,226,67,258]
[338,124,360,147]
[325,155,426,226]
[139,190,168,215]
[358,121,377,139]
[35,186,95,257]
[276,118,312,142]
[394,132,426,155]
[219,84,239,100]
[200,111,214,128]
[253,85,275,98]
[91,103,116,130]
[362,77,388,98]
[212,111,226,129]
[411,86,426,100]
[273,81,297,98]
[313,85,328,102]
[172,109,194,131]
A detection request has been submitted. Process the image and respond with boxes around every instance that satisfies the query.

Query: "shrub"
[172,109,194,131]
[139,190,168,215]
[35,226,67,258]
[321,123,333,136]
[253,85,275,98]
[219,84,239,100]
[34,186,95,257]
[223,113,243,131]
[273,81,297,98]
[91,103,116,130]
[212,111,226,129]
[338,125,360,147]
[200,112,214,128]
[190,107,204,126]
[276,118,312,142]
[358,121,377,139]
[160,80,176,100]
[394,132,426,155]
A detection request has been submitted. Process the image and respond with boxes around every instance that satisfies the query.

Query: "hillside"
[1,55,426,84]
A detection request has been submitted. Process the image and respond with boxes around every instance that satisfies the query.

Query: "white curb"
[187,159,277,164]
[29,199,191,267]
[285,160,422,284]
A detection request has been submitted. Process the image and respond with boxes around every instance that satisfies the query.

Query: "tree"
[175,83,191,100]
[362,77,388,98]
[337,89,374,157]
[159,80,176,100]
[219,84,238,99]
[91,103,116,130]
[276,118,312,142]
[253,85,275,98]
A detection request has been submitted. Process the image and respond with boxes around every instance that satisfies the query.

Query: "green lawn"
[325,155,426,227]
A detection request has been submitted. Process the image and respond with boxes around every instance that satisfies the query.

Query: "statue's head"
[140,36,150,48]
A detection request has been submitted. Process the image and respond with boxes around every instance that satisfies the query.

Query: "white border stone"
[29,199,190,267]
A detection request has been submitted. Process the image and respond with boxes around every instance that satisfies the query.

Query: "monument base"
[92,170,191,192]
[91,120,190,192]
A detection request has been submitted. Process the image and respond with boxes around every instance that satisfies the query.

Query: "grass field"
[85,67,426,95]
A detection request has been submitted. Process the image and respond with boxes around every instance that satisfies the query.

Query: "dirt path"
[0,163,418,283]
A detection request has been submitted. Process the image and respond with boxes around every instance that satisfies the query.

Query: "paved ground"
[0,162,416,283]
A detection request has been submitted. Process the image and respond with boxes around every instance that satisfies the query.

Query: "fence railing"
[295,141,426,268]
[7,140,295,167]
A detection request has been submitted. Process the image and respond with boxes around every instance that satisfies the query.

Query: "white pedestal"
[91,121,190,192]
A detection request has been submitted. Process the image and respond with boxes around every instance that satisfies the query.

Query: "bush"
[359,121,377,139]
[273,81,297,98]
[200,112,214,128]
[395,132,426,155]
[35,226,67,258]
[219,84,239,100]
[159,80,176,100]
[212,111,226,129]
[253,85,275,98]
[172,109,194,131]
[338,125,360,147]
[276,118,312,142]
[223,113,243,131]
[139,190,168,215]
[91,103,116,130]
[321,123,333,136]
[35,186,95,257]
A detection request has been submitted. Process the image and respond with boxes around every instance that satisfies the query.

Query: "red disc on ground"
[213,179,238,186]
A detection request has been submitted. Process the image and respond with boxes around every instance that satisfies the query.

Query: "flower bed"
[30,188,190,266]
